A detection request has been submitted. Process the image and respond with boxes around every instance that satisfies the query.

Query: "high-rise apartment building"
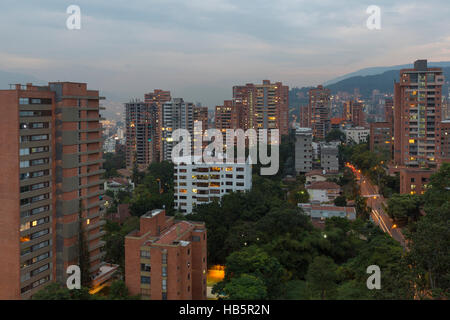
[193,106,208,130]
[193,106,209,156]
[0,82,107,299]
[125,101,158,167]
[384,98,394,125]
[125,209,207,300]
[393,60,445,167]
[294,127,313,173]
[370,122,393,157]
[320,142,340,173]
[232,80,289,136]
[308,85,331,140]
[343,100,366,128]
[438,120,450,163]
[161,98,194,161]
[215,100,239,133]
[300,106,310,128]
[144,90,171,165]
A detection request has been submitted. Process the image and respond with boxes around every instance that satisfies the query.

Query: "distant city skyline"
[0,0,449,106]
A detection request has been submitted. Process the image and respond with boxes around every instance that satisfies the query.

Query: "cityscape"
[0,0,449,309]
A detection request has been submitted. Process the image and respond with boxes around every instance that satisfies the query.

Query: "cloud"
[0,0,449,106]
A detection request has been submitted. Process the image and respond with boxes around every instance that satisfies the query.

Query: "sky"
[0,0,449,107]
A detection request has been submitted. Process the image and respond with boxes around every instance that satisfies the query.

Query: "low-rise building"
[125,209,207,300]
[299,203,356,222]
[399,167,434,195]
[306,181,341,203]
[305,169,328,185]
[104,177,134,194]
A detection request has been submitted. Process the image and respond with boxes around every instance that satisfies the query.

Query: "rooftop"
[306,181,341,190]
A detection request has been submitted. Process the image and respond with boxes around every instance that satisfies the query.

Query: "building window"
[140,250,150,259]
[162,279,167,291]
[162,266,167,277]
[141,263,151,272]
[140,276,151,284]
[19,98,29,105]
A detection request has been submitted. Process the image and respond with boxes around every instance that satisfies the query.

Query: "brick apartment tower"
[125,101,157,168]
[300,105,310,128]
[144,90,171,164]
[0,82,106,299]
[215,100,239,133]
[193,106,209,154]
[393,60,445,167]
[308,85,331,140]
[232,80,289,136]
[384,98,394,126]
[438,120,450,164]
[344,100,366,127]
[125,209,207,300]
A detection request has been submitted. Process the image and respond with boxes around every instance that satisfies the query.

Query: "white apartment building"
[344,126,369,144]
[104,136,116,153]
[174,159,252,214]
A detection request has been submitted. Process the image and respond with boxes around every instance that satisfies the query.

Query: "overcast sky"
[1,0,449,106]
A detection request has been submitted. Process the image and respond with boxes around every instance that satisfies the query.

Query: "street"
[346,164,407,248]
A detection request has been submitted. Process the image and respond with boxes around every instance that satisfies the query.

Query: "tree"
[108,280,130,300]
[288,188,309,204]
[325,129,346,143]
[422,163,450,212]
[103,216,140,272]
[222,274,268,300]
[217,245,287,299]
[102,149,126,178]
[406,203,450,298]
[386,194,422,223]
[32,283,94,300]
[334,195,347,207]
[340,233,414,300]
[355,195,371,220]
[305,256,339,300]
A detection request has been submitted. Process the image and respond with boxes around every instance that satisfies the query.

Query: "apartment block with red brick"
[0,82,107,299]
[125,209,207,300]
[309,85,331,140]
[143,89,172,164]
[438,120,450,164]
[215,100,239,133]
[393,59,444,168]
[370,122,393,157]
[399,167,433,195]
[384,97,394,127]
[232,80,289,136]
[343,100,366,128]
